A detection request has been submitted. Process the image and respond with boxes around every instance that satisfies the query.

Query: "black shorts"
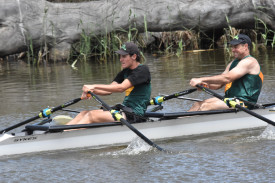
[123,112,147,123]
[102,104,147,123]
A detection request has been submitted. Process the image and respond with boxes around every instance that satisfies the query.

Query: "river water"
[0,49,275,182]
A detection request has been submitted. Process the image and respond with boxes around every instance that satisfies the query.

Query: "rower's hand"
[81,92,91,99]
[189,78,208,89]
[82,85,95,99]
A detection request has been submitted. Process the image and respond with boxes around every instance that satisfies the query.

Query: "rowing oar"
[0,98,82,134]
[159,95,202,102]
[196,85,275,126]
[150,88,197,105]
[87,91,165,152]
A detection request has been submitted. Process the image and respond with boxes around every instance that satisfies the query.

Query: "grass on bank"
[15,10,275,65]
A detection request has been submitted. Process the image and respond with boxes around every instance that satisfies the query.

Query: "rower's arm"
[82,82,116,96]
[84,79,133,95]
[206,62,233,89]
[195,59,255,87]
[190,61,233,89]
[207,83,224,90]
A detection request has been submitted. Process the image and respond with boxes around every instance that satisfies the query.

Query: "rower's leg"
[66,111,89,125]
[84,110,115,123]
[188,101,203,111]
[67,110,116,125]
[189,97,229,111]
[199,97,229,111]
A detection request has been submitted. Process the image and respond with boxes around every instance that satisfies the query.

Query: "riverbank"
[2,27,274,65]
[1,0,274,64]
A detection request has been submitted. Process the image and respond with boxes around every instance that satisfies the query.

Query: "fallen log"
[0,0,274,59]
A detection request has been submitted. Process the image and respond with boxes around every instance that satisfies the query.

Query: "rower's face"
[231,44,248,59]
[119,54,136,69]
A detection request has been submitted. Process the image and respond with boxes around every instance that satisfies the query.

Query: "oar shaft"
[51,98,82,112]
[197,85,275,126]
[160,94,202,102]
[88,91,164,151]
[0,97,82,134]
[235,104,275,126]
[177,96,202,102]
[150,88,197,105]
[196,85,223,99]
[163,88,197,100]
[0,115,40,134]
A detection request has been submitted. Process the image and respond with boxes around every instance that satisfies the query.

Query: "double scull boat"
[1,107,275,157]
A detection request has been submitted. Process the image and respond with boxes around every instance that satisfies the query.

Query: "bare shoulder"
[240,56,260,75]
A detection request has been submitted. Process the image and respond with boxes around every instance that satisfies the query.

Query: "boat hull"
[1,108,274,156]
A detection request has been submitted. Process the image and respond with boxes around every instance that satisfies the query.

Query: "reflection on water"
[0,49,275,182]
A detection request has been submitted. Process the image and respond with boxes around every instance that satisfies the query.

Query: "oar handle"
[87,91,164,151]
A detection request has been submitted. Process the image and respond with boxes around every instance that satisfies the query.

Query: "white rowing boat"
[1,108,275,157]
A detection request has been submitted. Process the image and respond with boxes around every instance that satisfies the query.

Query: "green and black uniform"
[224,55,264,109]
[113,64,151,122]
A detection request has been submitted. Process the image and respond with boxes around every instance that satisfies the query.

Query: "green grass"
[21,5,275,64]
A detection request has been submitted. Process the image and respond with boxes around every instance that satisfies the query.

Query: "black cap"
[115,42,140,56]
[229,34,252,47]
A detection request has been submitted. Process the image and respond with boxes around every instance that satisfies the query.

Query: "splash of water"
[119,137,153,155]
[101,137,153,156]
[236,125,275,143]
[259,125,275,140]
[16,0,27,46]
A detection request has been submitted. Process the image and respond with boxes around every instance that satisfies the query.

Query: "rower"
[188,34,263,111]
[66,42,151,125]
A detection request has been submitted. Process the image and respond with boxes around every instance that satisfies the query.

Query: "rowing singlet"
[224,55,264,109]
[113,64,151,116]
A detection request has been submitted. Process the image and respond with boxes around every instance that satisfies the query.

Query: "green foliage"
[22,3,275,64]
[176,40,183,57]
[222,15,275,55]
[26,35,36,65]
[271,31,275,48]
